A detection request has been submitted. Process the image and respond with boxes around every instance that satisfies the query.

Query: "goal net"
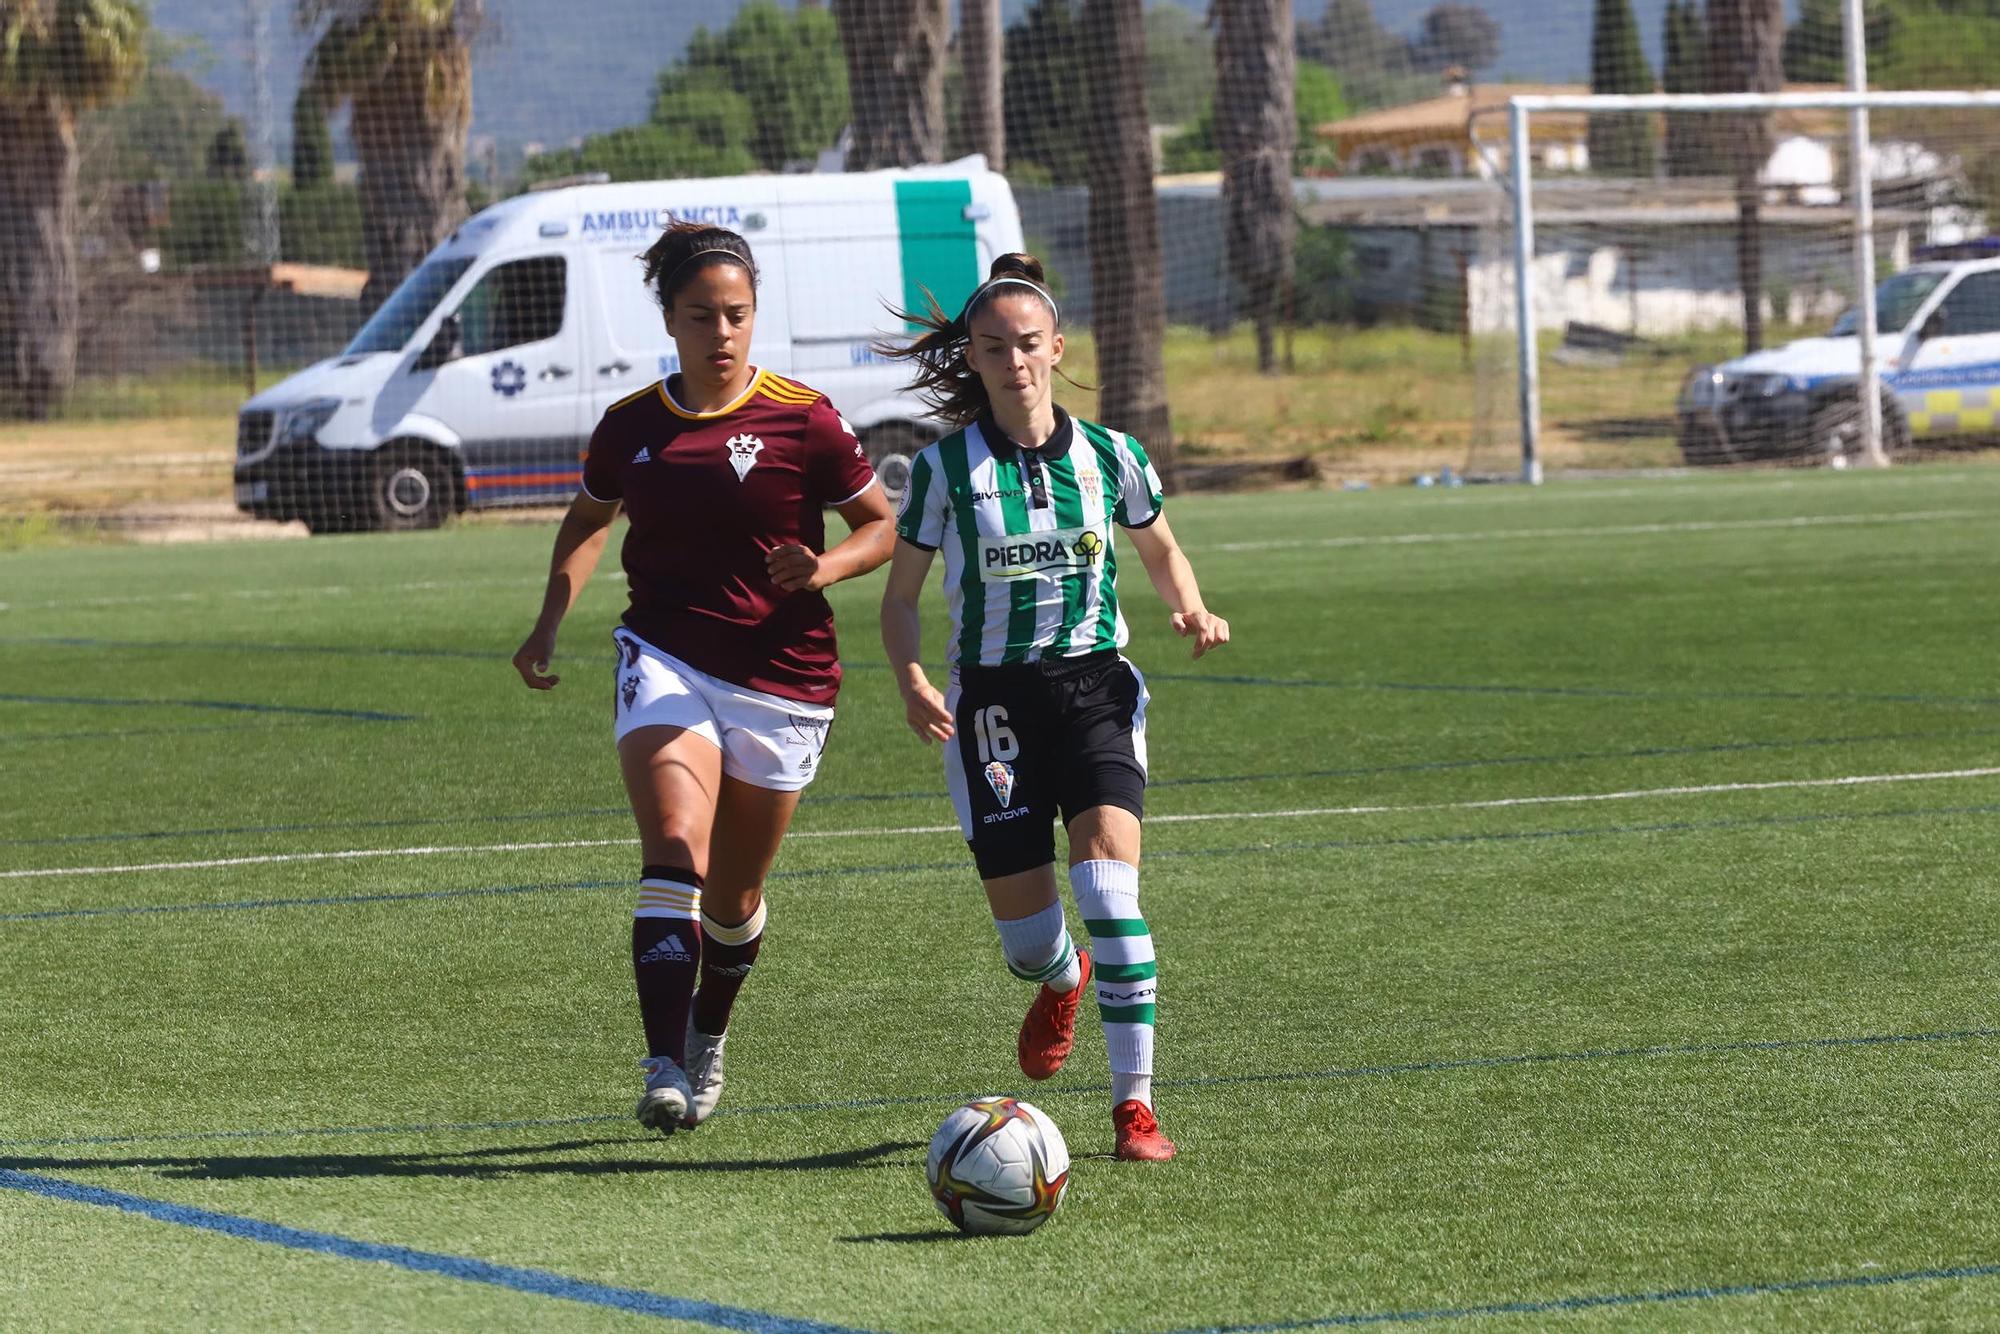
[1464,89,2000,482]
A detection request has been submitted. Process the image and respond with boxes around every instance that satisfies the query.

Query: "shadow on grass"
[835,1230,970,1244]
[2,1136,926,1182]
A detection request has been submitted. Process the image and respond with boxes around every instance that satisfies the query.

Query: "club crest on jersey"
[724,433,765,481]
[1078,468,1102,507]
[984,760,1016,808]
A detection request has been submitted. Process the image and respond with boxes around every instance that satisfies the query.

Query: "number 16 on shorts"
[974,706,1019,808]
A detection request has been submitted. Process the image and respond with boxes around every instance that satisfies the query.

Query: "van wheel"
[370,446,452,531]
[860,424,932,504]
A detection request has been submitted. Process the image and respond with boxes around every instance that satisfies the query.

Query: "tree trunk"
[1215,0,1295,375]
[1706,0,1782,353]
[0,93,79,420]
[834,0,948,170]
[960,0,1004,170]
[1081,0,1175,485]
[350,38,472,313]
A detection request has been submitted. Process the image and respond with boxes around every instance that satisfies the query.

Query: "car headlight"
[274,397,341,446]
[1681,367,1723,409]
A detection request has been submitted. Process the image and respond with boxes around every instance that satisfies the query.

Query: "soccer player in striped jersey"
[879,253,1228,1161]
[512,220,895,1134]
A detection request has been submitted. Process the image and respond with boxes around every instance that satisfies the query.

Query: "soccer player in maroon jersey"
[512,220,895,1133]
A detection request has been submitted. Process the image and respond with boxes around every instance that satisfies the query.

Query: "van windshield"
[1831,270,1946,336]
[344,256,475,355]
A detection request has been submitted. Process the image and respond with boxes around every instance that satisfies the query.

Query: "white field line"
[1205,508,1985,554]
[5,764,1997,881]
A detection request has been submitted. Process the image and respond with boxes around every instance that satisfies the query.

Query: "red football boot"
[1113,1099,1177,1161]
[1017,950,1090,1080]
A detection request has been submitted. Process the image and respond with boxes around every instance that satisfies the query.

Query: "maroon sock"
[633,865,703,1062]
[691,908,765,1037]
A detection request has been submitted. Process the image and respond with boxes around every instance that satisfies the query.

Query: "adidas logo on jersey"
[632,446,651,464]
[639,933,693,965]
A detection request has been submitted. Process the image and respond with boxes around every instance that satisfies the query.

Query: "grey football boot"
[682,1023,728,1127]
[635,1055,692,1134]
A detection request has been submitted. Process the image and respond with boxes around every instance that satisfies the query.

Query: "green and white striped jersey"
[896,408,1166,666]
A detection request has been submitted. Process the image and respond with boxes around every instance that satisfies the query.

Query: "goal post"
[1492,88,2000,484]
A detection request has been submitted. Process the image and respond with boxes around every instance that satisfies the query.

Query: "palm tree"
[0,0,146,420]
[831,0,947,169]
[960,0,1003,169]
[1215,0,1296,375]
[1706,0,1783,352]
[1081,0,1175,484]
[300,0,481,312]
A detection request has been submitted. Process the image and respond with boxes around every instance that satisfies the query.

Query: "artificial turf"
[4,464,1999,1331]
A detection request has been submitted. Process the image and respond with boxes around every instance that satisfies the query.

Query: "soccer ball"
[926,1096,1070,1235]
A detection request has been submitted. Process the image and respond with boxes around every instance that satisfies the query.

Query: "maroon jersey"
[580,369,878,705]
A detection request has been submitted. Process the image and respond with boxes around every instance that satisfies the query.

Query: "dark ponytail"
[640,219,758,310]
[881,252,1086,426]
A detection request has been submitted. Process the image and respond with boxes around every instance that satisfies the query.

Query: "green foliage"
[280,184,365,266]
[1588,0,1656,176]
[1296,0,1438,111]
[80,41,233,184]
[1144,2,1214,126]
[1162,61,1352,176]
[205,122,250,182]
[654,1,846,172]
[1784,0,1900,82]
[162,178,247,266]
[1291,221,1354,323]
[293,94,335,191]
[1661,0,1713,177]
[522,124,756,186]
[0,0,147,104]
[1004,0,1092,184]
[1407,3,1501,72]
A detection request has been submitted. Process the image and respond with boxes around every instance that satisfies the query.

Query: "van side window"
[1937,272,2000,337]
[458,257,567,355]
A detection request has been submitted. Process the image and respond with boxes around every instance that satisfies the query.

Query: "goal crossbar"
[1493,89,2000,482]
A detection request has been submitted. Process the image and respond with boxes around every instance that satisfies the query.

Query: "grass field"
[5,465,2000,1331]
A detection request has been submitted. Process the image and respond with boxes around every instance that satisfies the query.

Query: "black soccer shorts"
[943,649,1150,880]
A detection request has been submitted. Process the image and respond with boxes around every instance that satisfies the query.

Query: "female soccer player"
[879,254,1228,1161]
[513,220,895,1133]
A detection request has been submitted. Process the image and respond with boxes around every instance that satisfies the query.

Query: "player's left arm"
[1124,514,1230,659]
[768,401,899,592]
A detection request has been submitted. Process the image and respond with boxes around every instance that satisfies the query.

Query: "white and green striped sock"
[994,901,1081,991]
[1071,858,1155,1107]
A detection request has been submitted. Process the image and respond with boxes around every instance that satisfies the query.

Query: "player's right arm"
[514,491,620,690]
[881,540,953,743]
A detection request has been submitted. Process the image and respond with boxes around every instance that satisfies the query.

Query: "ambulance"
[233,161,1023,531]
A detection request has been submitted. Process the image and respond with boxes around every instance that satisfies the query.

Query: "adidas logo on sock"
[639,933,692,964]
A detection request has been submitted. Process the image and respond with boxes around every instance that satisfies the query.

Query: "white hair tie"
[964,276,1058,327]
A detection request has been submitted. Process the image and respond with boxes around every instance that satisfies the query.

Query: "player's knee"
[643,827,706,875]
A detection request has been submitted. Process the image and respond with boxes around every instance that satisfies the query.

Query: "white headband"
[965,276,1059,327]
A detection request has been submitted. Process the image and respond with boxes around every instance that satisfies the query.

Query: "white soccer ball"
[925,1096,1070,1235]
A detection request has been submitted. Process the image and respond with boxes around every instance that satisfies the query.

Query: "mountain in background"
[146,0,1709,161]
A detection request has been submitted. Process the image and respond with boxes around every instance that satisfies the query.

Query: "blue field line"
[1147,1261,2000,1331]
[0,879,622,923]
[0,693,415,723]
[0,1169,870,1332]
[8,725,1992,849]
[0,722,314,747]
[4,1026,1991,1153]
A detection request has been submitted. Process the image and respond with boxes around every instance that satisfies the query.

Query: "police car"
[1676,254,2000,464]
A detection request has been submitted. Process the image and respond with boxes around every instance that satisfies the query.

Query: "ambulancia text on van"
[1676,254,2000,465]
[234,161,1023,532]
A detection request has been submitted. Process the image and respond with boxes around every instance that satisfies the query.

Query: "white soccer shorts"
[611,629,834,792]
